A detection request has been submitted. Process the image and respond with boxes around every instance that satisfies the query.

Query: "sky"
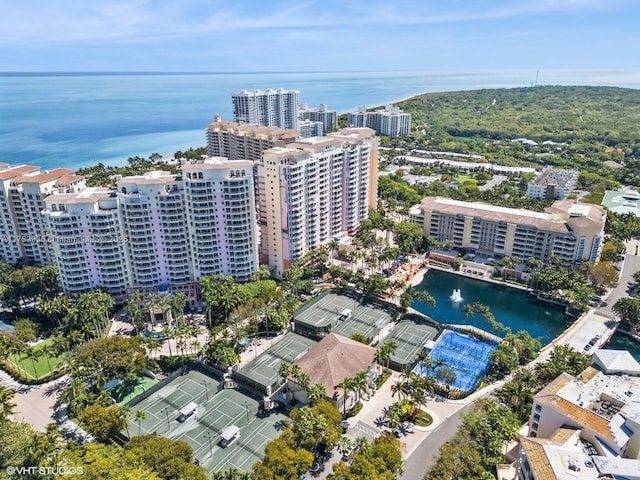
[0,0,638,72]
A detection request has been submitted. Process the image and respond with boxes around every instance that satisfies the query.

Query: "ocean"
[2,69,640,171]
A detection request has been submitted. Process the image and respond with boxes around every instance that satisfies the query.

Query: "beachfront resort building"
[348,104,411,137]
[526,167,579,200]
[410,197,606,264]
[299,103,338,132]
[42,158,258,301]
[206,116,299,161]
[515,351,640,479]
[256,128,379,278]
[231,88,300,130]
[0,164,86,265]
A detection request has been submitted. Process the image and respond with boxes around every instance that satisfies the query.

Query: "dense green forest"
[398,85,640,148]
[361,85,640,189]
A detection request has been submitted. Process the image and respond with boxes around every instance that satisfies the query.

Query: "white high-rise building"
[299,104,338,132]
[231,89,300,130]
[256,128,378,278]
[0,164,40,265]
[117,171,192,294]
[299,120,323,138]
[42,158,259,300]
[3,166,85,265]
[182,158,258,282]
[42,187,126,295]
[348,105,411,137]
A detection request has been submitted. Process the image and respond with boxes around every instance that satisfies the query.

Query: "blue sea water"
[2,69,640,171]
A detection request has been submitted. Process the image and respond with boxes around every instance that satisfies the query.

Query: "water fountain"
[450,288,463,302]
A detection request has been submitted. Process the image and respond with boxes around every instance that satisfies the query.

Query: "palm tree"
[171,292,187,327]
[307,383,326,405]
[162,327,174,357]
[353,436,369,455]
[278,362,291,385]
[381,340,397,369]
[133,409,147,436]
[391,378,409,401]
[328,239,339,262]
[613,297,640,329]
[374,348,387,374]
[353,370,369,404]
[336,377,356,417]
[120,406,131,438]
[145,338,161,359]
[337,435,353,457]
[0,385,15,421]
[25,347,42,379]
[41,343,55,373]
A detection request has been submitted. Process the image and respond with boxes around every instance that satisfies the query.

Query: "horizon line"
[1,67,637,76]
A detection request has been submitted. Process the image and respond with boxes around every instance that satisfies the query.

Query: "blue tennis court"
[415,330,496,391]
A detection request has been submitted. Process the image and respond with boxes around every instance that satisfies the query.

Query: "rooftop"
[592,349,640,376]
[11,168,74,185]
[602,189,640,216]
[520,429,600,480]
[294,333,376,397]
[530,167,578,188]
[592,455,640,479]
[0,165,40,180]
[534,369,640,445]
[417,197,606,233]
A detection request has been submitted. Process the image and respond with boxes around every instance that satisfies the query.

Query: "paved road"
[399,402,474,480]
[597,245,640,318]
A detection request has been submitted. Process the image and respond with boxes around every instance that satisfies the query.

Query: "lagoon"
[604,331,640,362]
[412,269,571,345]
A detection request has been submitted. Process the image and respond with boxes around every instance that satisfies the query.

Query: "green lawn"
[453,175,477,186]
[7,338,66,379]
[111,376,158,405]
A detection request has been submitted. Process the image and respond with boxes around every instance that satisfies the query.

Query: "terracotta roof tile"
[0,165,40,180]
[520,437,557,479]
[294,333,376,396]
[12,168,74,184]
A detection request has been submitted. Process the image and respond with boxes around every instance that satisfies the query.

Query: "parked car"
[342,447,355,461]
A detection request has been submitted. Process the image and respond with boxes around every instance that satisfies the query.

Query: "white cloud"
[0,0,634,45]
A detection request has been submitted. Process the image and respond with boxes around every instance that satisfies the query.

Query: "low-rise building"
[527,167,579,200]
[288,332,378,412]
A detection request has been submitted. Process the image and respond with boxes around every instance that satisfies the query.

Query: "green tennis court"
[124,370,287,474]
[294,292,394,341]
[384,315,440,369]
[234,333,317,394]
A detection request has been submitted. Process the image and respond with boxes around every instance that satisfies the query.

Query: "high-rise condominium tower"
[256,128,378,278]
[42,158,258,302]
[231,89,300,130]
